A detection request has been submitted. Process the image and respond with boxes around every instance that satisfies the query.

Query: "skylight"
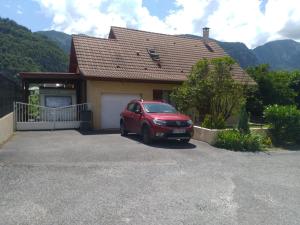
[147,48,160,61]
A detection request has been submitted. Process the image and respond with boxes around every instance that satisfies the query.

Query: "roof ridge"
[110,26,207,42]
[72,34,116,42]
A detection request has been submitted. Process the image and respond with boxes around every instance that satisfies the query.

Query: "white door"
[101,93,140,129]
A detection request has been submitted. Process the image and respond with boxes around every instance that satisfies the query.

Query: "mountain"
[36,30,71,53]
[218,41,259,68]
[0,18,68,78]
[253,40,300,71]
[178,34,300,70]
[178,34,259,68]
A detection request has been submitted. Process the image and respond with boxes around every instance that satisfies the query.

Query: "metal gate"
[14,102,90,130]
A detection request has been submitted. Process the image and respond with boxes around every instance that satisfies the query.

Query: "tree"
[209,57,245,121]
[246,64,299,122]
[238,105,250,134]
[290,70,300,108]
[171,56,245,128]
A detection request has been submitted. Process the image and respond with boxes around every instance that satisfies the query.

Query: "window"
[143,103,177,113]
[147,48,160,61]
[153,90,172,103]
[45,96,72,108]
[127,103,135,112]
[134,103,141,112]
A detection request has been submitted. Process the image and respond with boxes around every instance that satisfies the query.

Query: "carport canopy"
[19,72,86,104]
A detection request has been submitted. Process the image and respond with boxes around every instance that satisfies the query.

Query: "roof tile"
[72,27,255,84]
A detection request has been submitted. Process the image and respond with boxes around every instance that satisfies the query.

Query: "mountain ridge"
[178,34,300,70]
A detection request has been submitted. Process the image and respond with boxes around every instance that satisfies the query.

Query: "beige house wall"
[86,80,179,129]
[0,112,14,145]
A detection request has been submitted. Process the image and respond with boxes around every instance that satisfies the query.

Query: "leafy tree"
[246,64,299,121]
[170,58,211,121]
[290,70,300,108]
[171,56,245,127]
[209,57,245,121]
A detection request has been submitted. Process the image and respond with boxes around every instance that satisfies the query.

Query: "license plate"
[173,129,186,134]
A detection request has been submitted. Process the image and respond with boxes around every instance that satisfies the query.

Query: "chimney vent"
[203,27,210,41]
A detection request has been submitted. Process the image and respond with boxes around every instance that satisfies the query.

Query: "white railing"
[14,102,90,130]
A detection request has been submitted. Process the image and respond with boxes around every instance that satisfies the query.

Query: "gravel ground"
[0,130,299,225]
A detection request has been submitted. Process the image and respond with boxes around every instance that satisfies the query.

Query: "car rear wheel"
[120,122,128,136]
[142,126,152,144]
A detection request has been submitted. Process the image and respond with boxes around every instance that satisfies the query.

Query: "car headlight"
[187,120,193,126]
[153,119,167,126]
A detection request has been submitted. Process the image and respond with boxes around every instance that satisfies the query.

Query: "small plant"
[202,114,225,129]
[214,129,264,151]
[262,136,272,147]
[264,105,300,143]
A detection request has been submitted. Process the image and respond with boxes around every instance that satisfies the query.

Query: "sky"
[1,0,300,48]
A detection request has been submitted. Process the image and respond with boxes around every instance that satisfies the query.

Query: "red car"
[120,99,194,144]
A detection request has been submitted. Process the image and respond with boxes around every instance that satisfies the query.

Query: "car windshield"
[143,103,177,113]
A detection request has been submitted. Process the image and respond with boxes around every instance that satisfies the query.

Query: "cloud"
[280,21,300,40]
[33,0,300,48]
[17,4,23,15]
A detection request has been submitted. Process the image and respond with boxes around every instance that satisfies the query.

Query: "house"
[20,27,254,130]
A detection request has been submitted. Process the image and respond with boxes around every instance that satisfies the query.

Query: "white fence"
[14,102,90,130]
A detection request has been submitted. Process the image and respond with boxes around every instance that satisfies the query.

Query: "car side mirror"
[135,109,141,114]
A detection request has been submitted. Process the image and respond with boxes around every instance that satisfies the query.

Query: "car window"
[134,103,141,112]
[143,103,177,113]
[127,103,135,112]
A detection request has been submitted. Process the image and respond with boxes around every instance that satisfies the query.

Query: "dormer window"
[147,48,160,61]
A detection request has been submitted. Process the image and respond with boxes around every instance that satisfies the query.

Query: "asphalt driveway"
[0,130,300,225]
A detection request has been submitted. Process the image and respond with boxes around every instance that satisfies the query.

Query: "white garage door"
[101,93,140,129]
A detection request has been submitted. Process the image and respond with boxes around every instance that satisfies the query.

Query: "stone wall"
[193,126,220,145]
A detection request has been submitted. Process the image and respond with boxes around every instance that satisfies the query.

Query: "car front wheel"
[142,126,152,144]
[120,122,128,136]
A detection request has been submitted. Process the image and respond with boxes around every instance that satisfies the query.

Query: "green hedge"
[264,105,300,143]
[214,130,265,151]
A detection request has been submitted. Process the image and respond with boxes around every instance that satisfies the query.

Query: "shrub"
[264,105,300,143]
[202,114,226,129]
[214,130,264,151]
[262,136,272,147]
[215,130,243,150]
[243,133,262,151]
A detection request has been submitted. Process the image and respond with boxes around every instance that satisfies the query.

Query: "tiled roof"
[72,27,255,84]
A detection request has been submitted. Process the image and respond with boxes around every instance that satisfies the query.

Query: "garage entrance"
[101,93,140,129]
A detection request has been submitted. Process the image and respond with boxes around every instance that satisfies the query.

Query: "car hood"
[148,113,190,121]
